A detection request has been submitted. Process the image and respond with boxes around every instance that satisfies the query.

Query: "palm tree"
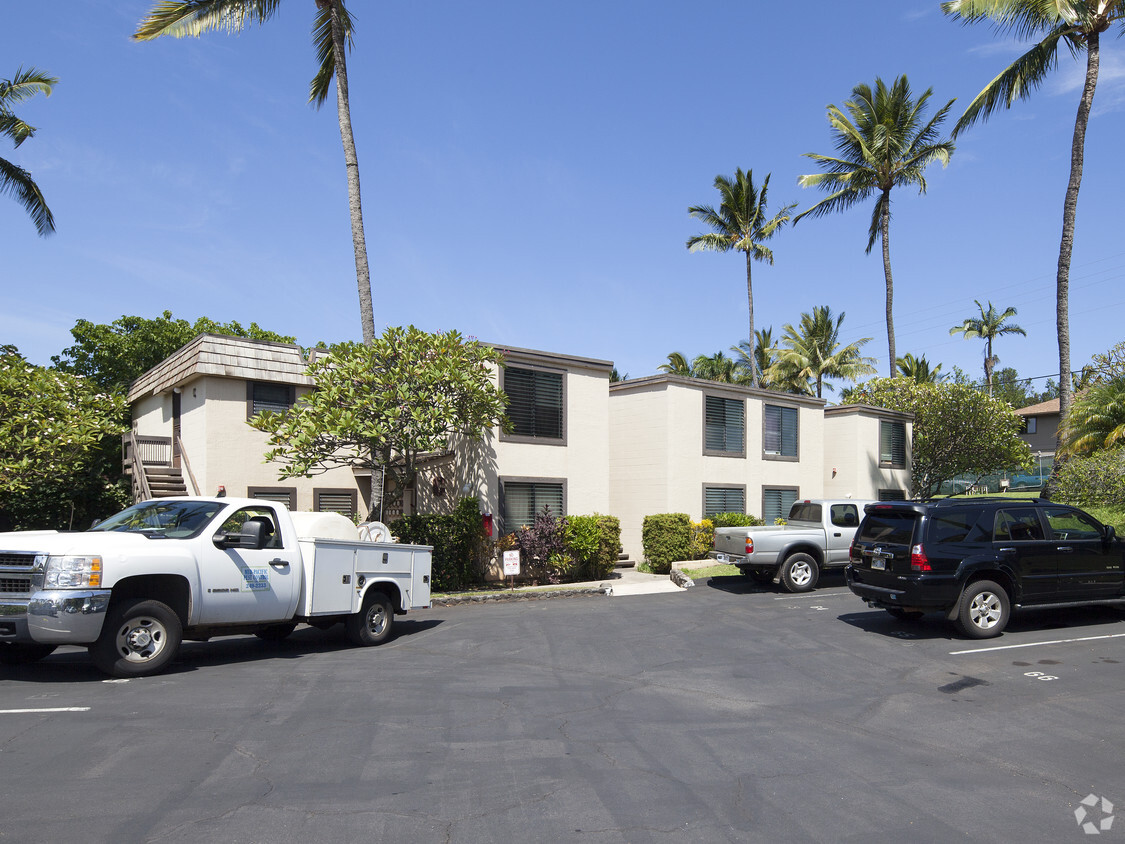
[942,1,1125,424]
[731,328,777,389]
[134,1,376,344]
[769,306,878,398]
[658,352,693,377]
[896,352,945,384]
[691,352,740,383]
[1059,378,1125,456]
[1,67,57,236]
[949,300,1026,396]
[687,169,795,388]
[795,76,954,376]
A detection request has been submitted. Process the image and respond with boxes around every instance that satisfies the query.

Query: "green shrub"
[590,514,622,579]
[710,512,765,528]
[390,497,487,592]
[689,519,714,560]
[642,513,692,574]
[1055,450,1125,509]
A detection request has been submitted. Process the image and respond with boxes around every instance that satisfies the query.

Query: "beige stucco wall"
[609,376,828,564]
[822,407,912,500]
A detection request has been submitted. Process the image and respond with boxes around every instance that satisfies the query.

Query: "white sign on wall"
[503,550,520,576]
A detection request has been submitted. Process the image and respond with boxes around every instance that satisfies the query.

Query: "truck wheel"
[91,599,182,678]
[0,643,57,665]
[748,570,774,585]
[955,580,1010,639]
[780,554,819,593]
[345,591,393,646]
[254,623,297,642]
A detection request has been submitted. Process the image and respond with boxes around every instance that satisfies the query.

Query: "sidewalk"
[431,565,693,606]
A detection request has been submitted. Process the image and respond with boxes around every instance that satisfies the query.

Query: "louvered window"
[704,486,745,518]
[763,488,799,523]
[502,481,564,531]
[763,405,798,457]
[316,489,357,517]
[704,396,744,455]
[248,487,296,509]
[504,367,564,440]
[880,421,907,468]
[248,382,294,416]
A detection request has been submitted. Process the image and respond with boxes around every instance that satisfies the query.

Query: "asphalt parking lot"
[3,574,1123,843]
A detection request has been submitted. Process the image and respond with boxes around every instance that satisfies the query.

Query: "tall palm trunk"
[326,0,375,345]
[878,191,896,376]
[1046,28,1100,498]
[745,253,758,389]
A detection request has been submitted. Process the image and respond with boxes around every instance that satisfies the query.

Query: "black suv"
[846,498,1124,638]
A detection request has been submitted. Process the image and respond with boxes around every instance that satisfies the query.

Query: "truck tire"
[345,591,393,646]
[254,623,297,642]
[90,598,182,678]
[780,554,819,593]
[0,643,57,665]
[955,580,1010,639]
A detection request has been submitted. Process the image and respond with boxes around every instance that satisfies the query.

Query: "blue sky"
[4,1,1123,396]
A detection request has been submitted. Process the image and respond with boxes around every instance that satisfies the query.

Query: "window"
[315,489,358,518]
[1044,507,1101,541]
[829,503,861,528]
[878,489,907,501]
[501,480,564,530]
[1026,417,1038,435]
[218,506,283,549]
[763,487,798,523]
[993,508,1046,542]
[248,487,296,509]
[247,382,295,418]
[763,405,798,458]
[929,511,989,545]
[503,367,564,441]
[704,486,745,518]
[704,395,745,455]
[880,421,907,468]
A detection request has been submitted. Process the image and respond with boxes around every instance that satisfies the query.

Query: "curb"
[431,586,612,607]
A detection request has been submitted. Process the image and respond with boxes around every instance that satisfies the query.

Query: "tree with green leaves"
[134,1,375,344]
[847,376,1031,499]
[768,306,877,398]
[250,326,509,518]
[658,352,693,377]
[942,0,1125,424]
[2,67,57,236]
[687,169,795,388]
[949,299,1026,396]
[53,311,296,391]
[896,352,945,384]
[691,351,740,383]
[732,328,777,389]
[1059,378,1125,457]
[0,347,129,529]
[795,76,954,375]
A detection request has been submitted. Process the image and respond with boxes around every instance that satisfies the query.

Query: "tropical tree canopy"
[250,326,509,518]
[134,0,376,344]
[1,66,57,236]
[687,168,794,388]
[731,328,778,389]
[949,299,1026,395]
[1059,378,1125,457]
[896,352,945,384]
[795,76,954,375]
[942,0,1125,426]
[768,306,877,398]
[847,376,1032,500]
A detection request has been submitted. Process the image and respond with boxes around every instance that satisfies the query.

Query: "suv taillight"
[910,544,931,572]
[849,539,856,559]
[745,537,754,554]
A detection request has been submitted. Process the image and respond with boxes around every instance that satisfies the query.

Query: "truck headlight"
[43,556,103,589]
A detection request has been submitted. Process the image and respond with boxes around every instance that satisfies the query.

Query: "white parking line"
[951,632,1125,655]
[0,707,90,714]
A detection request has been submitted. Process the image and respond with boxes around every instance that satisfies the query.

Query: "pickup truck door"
[1042,507,1124,599]
[199,505,301,624]
[825,503,862,563]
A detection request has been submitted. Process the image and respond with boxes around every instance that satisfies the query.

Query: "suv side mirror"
[1105,525,1116,543]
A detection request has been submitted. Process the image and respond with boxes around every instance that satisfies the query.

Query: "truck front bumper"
[0,590,112,645]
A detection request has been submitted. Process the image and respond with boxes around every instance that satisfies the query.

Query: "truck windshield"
[90,501,225,539]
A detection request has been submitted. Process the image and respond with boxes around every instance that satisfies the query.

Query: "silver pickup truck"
[709,499,875,592]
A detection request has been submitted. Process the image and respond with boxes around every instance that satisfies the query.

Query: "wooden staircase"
[143,466,189,498]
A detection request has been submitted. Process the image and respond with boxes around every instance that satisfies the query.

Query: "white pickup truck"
[710,499,875,592]
[0,497,432,677]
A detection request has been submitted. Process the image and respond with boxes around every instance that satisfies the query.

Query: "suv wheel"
[956,580,1010,638]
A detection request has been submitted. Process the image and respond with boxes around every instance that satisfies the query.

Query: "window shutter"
[505,368,563,439]
[501,482,564,530]
[252,382,293,415]
[705,396,744,453]
[880,421,906,466]
[704,487,745,518]
[763,488,798,523]
[764,405,798,456]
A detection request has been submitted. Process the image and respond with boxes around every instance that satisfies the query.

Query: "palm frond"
[310,0,356,107]
[0,67,57,105]
[0,154,55,235]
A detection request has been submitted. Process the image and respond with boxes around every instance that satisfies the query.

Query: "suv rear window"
[857,512,917,545]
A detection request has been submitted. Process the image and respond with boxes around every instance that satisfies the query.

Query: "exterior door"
[1043,507,1124,599]
[199,505,300,624]
[992,507,1057,601]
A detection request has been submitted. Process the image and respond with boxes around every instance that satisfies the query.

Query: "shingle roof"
[1014,398,1060,416]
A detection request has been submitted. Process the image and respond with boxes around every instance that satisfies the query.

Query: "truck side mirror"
[239,519,270,550]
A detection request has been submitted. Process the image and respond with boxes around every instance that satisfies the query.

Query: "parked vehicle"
[710,499,875,592]
[0,497,432,676]
[846,498,1125,638]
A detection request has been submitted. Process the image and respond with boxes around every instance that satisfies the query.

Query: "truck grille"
[0,576,32,595]
[0,553,37,568]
